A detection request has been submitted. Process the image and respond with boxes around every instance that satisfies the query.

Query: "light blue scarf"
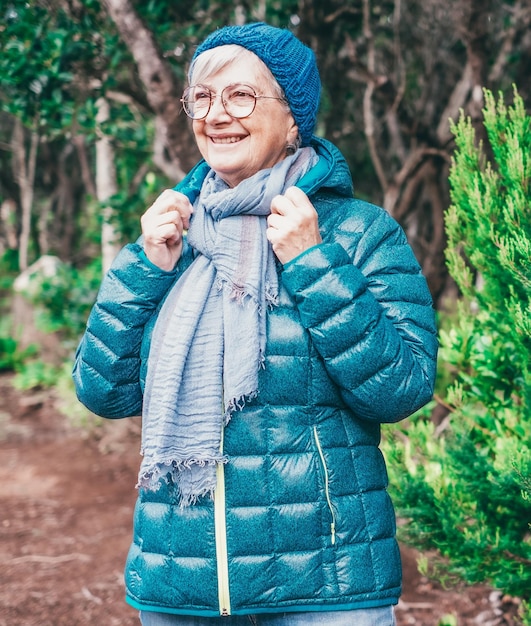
[138,148,318,505]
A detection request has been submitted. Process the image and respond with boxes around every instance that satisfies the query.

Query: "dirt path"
[0,375,521,625]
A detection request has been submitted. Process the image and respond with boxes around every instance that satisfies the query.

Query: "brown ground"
[0,374,523,626]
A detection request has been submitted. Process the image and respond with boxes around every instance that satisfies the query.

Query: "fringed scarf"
[138,147,318,505]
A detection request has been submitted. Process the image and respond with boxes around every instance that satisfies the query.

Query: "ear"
[287,121,299,145]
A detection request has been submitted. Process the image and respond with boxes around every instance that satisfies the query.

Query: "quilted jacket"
[73,136,438,617]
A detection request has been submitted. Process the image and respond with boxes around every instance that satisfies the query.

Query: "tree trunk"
[96,97,121,274]
[0,198,18,254]
[73,135,97,198]
[102,0,200,180]
[12,118,39,271]
[458,0,493,120]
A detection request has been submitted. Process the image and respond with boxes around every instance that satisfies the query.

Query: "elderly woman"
[73,22,438,626]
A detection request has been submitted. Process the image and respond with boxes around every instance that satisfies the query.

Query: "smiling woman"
[73,21,438,626]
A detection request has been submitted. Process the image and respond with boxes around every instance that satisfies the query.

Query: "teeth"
[211,136,242,144]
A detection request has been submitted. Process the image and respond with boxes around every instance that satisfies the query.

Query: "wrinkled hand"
[266,186,322,264]
[141,190,193,271]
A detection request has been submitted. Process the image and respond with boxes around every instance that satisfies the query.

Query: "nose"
[205,94,231,122]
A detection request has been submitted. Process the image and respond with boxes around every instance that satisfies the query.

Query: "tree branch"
[489,1,531,83]
[102,0,199,179]
[384,147,450,215]
[436,61,473,146]
[362,0,388,191]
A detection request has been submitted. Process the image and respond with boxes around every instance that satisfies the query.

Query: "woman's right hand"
[141,190,193,271]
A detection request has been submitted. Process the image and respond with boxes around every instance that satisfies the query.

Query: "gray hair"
[188,44,286,103]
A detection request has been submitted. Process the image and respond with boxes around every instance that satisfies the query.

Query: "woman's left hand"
[267,187,322,264]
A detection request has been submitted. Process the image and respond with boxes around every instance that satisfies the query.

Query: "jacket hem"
[125,594,399,617]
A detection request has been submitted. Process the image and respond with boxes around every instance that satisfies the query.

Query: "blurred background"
[0,1,530,624]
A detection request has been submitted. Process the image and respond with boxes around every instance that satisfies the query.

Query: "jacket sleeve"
[72,243,178,418]
[281,203,438,423]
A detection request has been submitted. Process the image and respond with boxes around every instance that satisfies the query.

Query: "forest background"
[0,0,530,623]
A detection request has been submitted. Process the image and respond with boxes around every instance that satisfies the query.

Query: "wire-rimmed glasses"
[180,83,286,120]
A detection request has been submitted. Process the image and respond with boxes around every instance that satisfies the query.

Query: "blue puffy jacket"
[73,137,438,617]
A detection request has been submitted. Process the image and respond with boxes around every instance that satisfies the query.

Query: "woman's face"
[191,57,299,188]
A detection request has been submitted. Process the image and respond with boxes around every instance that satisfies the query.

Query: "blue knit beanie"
[192,22,321,146]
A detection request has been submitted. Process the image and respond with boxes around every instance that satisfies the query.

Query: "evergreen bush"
[384,86,531,613]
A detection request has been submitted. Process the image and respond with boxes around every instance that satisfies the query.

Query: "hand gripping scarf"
[138,148,319,505]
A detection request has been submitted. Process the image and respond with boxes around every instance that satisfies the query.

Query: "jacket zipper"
[313,426,336,545]
[214,423,231,616]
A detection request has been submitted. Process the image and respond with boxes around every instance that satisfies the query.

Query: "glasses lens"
[222,84,257,118]
[182,86,212,119]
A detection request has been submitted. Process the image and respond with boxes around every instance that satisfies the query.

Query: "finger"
[173,194,193,228]
[142,209,179,232]
[266,213,284,230]
[271,187,314,217]
[270,193,295,216]
[284,187,315,214]
[266,225,280,246]
[146,190,180,214]
[284,186,309,202]
[142,211,184,244]
[146,190,193,223]
[155,222,180,244]
[159,210,185,229]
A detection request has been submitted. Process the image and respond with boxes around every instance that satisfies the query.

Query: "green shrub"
[12,359,63,390]
[0,336,20,371]
[0,256,102,386]
[22,257,102,345]
[0,315,38,372]
[384,86,531,608]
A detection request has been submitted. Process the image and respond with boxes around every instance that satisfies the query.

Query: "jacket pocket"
[313,426,337,545]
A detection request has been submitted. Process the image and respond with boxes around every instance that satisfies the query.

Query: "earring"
[286,143,298,155]
[286,133,301,155]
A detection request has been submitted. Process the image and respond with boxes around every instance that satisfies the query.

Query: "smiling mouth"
[210,136,244,144]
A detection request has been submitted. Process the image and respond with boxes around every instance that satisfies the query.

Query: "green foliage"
[438,615,457,626]
[3,256,102,387]
[101,155,171,245]
[0,336,16,370]
[384,86,531,603]
[21,258,103,344]
[0,336,22,371]
[0,1,174,256]
[0,1,101,133]
[0,250,19,283]
[386,411,531,597]
[522,601,531,626]
[12,359,63,390]
[0,323,39,374]
[0,253,37,371]
[0,321,37,372]
[445,87,531,373]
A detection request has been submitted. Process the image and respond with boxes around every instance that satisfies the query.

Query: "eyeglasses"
[180,83,286,120]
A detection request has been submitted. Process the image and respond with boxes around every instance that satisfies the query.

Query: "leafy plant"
[21,257,102,344]
[0,336,20,371]
[384,86,531,607]
[0,307,38,373]
[12,359,63,390]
